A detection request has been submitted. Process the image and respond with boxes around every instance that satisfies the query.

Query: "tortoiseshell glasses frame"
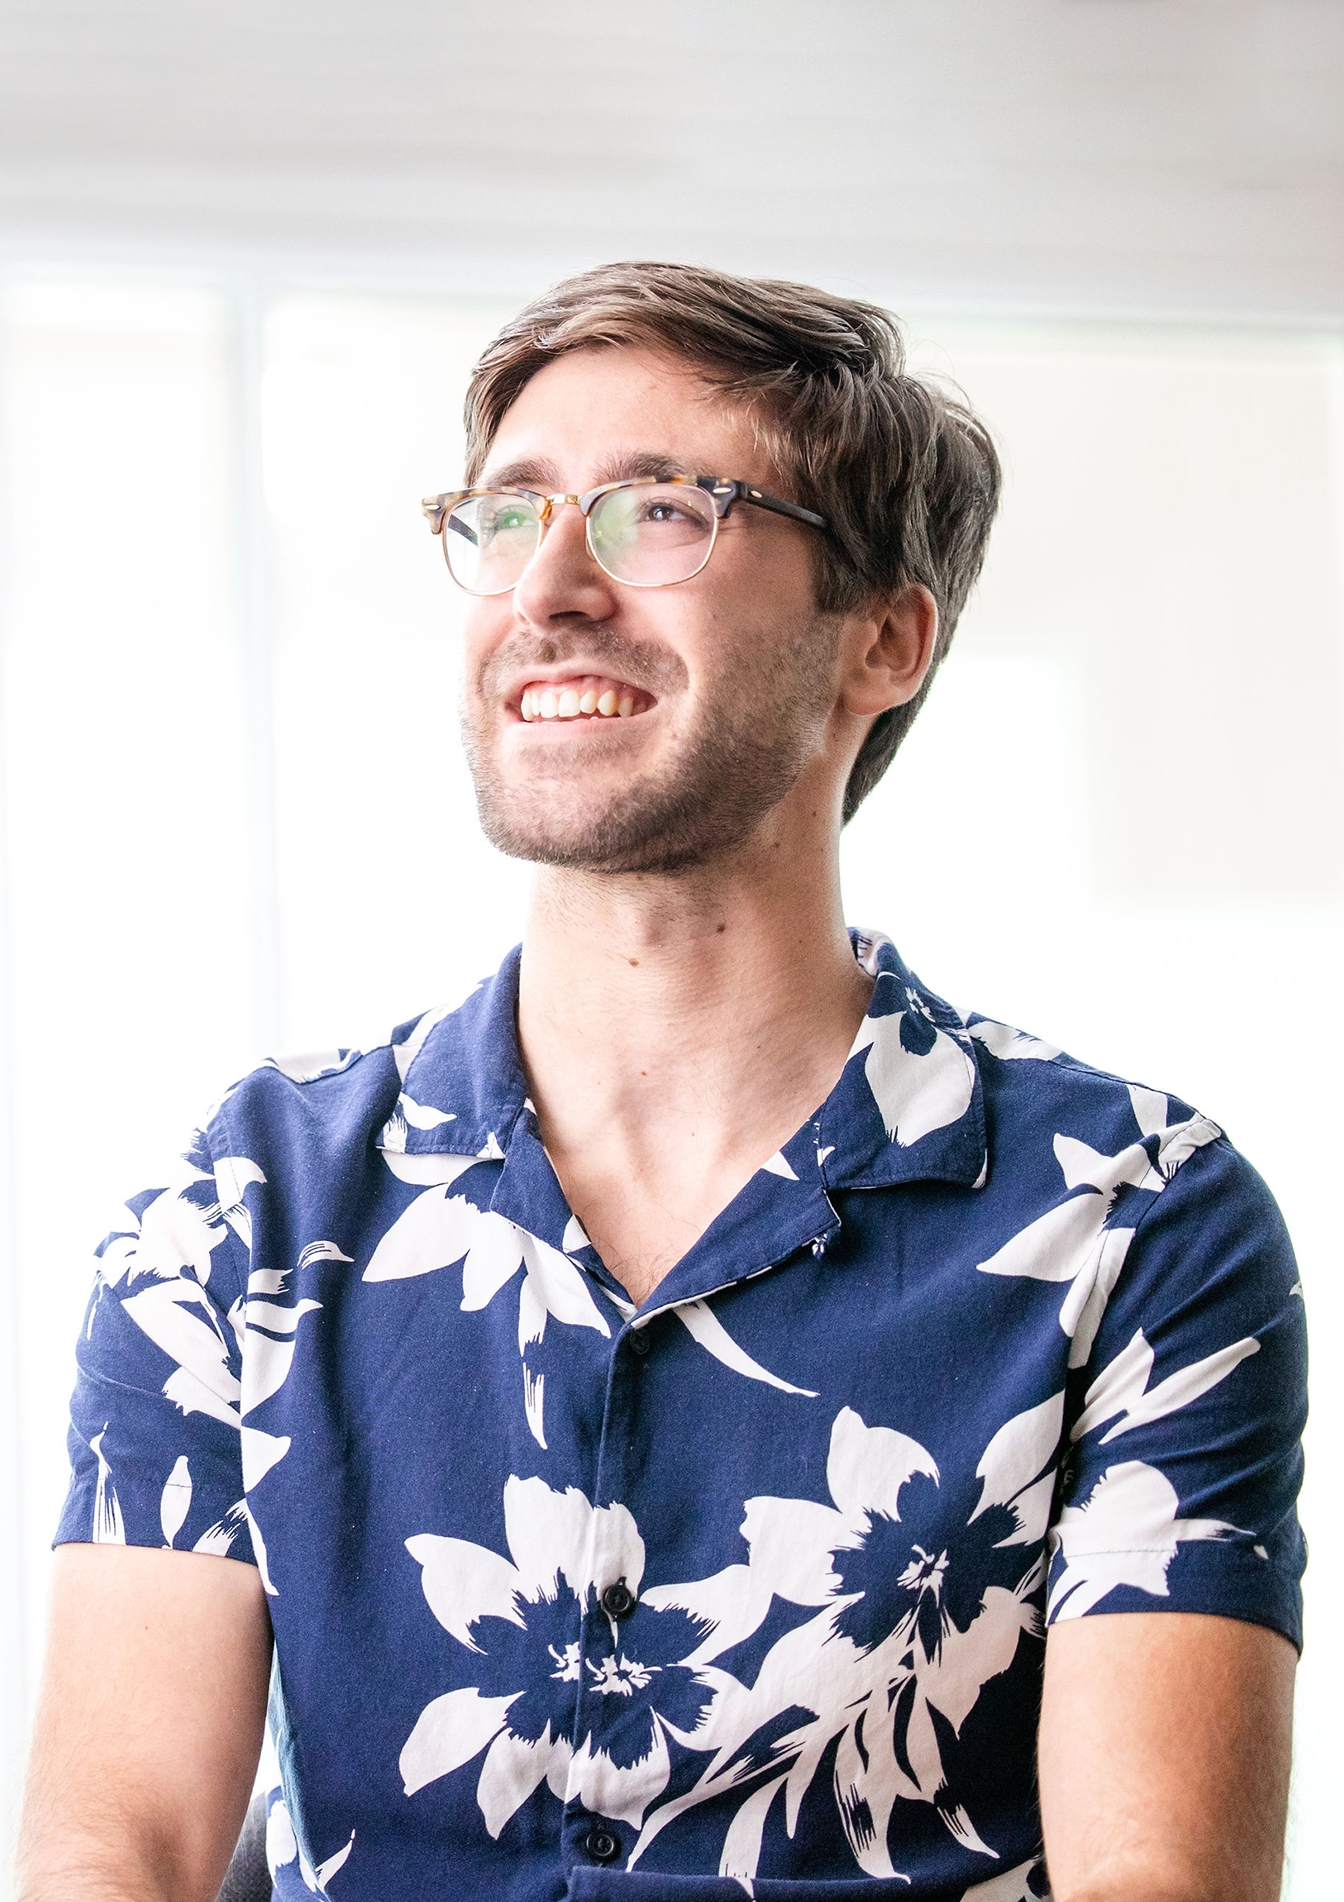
[420,474,829,595]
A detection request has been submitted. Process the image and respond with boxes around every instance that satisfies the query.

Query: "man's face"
[459,346,845,875]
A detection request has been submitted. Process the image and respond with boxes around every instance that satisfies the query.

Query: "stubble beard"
[462,619,837,876]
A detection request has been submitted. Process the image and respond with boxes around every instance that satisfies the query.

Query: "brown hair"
[464,260,1001,821]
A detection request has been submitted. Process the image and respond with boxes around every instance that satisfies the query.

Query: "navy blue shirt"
[60,932,1306,1902]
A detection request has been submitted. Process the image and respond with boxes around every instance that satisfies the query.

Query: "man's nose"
[511,500,619,626]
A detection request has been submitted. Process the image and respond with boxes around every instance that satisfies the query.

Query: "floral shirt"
[59,932,1306,1902]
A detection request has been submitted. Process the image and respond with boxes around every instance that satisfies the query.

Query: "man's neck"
[516,814,873,1306]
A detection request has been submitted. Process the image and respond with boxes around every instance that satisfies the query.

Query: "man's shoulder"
[958,1007,1297,1376]
[960,1005,1238,1192]
[957,1003,1297,1267]
[200,999,466,1155]
[965,1007,1203,1127]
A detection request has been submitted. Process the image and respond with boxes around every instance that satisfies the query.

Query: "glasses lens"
[443,493,541,594]
[589,482,716,586]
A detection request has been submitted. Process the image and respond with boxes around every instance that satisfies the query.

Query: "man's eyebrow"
[593,451,687,485]
[478,457,559,492]
[477,450,693,492]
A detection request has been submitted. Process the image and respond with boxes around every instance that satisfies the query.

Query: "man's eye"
[484,507,532,533]
[641,500,694,525]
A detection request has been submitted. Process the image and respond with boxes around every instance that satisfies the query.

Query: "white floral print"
[265,1797,354,1897]
[363,1187,611,1448]
[61,936,1303,1899]
[977,1086,1221,1366]
[628,1401,1060,1880]
[396,1401,1070,1879]
[401,1477,730,1833]
[91,1141,323,1589]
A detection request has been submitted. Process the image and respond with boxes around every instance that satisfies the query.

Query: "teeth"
[519,676,645,722]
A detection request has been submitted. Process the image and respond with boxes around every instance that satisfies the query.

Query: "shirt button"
[585,1826,621,1862]
[600,1581,636,1619]
[628,1327,652,1356]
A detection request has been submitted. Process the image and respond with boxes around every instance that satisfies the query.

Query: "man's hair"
[463,260,1001,822]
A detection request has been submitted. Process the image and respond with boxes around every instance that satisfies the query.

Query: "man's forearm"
[1040,1614,1294,1902]
[15,1801,198,1902]
[16,1547,270,1902]
[15,1757,233,1902]
[16,1853,178,1902]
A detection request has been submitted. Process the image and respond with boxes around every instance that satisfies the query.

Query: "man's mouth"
[517,674,655,723]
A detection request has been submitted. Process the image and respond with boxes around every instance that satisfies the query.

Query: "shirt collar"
[379,930,987,1195]
[818,929,987,1192]
[380,945,531,1163]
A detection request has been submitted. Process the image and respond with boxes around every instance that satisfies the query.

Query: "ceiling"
[0,0,1341,320]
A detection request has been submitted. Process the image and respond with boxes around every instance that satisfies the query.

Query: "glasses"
[421,475,828,595]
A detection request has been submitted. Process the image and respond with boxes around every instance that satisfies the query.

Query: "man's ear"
[839,584,939,718]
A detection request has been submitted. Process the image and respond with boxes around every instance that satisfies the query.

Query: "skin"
[16,1545,270,1902]
[16,344,1295,1901]
[461,346,935,1300]
[1040,1613,1296,1902]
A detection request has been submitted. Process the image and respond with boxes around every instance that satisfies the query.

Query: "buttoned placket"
[480,1111,846,1872]
[379,936,990,1875]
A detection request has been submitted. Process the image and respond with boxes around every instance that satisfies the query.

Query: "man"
[19,263,1305,1902]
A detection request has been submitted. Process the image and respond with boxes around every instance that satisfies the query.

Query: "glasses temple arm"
[739,487,829,531]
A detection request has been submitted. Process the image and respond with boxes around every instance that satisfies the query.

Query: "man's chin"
[477,803,715,877]
[473,773,769,877]
[466,712,811,878]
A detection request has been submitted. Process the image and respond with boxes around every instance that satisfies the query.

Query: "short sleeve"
[1047,1133,1307,1649]
[55,1122,256,1566]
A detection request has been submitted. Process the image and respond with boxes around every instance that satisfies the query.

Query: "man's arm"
[16,1544,272,1902]
[1039,1611,1295,1902]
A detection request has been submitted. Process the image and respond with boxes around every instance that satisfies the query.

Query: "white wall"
[846,319,1344,1900]
[0,276,1338,1895]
